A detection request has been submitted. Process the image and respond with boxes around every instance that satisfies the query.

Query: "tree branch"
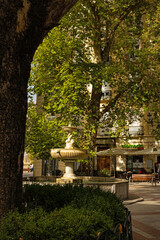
[102,0,146,62]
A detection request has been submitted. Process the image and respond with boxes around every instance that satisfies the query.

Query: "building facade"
[96,115,160,176]
[31,84,160,177]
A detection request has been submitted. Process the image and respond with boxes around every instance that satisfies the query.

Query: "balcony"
[97,126,144,137]
[128,126,144,136]
[97,127,116,136]
[101,90,112,101]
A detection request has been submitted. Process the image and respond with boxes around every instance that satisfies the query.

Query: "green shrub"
[23,184,125,222]
[98,169,109,177]
[0,207,115,240]
[23,184,77,211]
[69,186,125,225]
[0,184,126,240]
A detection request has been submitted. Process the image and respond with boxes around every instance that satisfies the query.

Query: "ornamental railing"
[97,125,143,136]
[128,126,144,136]
[80,208,133,240]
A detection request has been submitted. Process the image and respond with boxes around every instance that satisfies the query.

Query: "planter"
[137,147,144,150]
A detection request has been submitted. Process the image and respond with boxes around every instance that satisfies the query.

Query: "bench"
[131,174,155,182]
[131,174,159,186]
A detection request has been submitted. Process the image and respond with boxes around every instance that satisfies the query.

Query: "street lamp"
[147,112,153,126]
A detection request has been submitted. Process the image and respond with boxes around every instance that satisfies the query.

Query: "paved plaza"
[124,182,160,240]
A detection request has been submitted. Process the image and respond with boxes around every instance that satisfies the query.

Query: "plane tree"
[30,0,160,173]
[0,0,77,218]
[25,102,66,161]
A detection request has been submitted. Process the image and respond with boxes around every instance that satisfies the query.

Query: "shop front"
[126,155,143,173]
[97,147,160,178]
[97,146,111,175]
[97,155,110,171]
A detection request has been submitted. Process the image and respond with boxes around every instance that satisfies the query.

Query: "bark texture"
[0,0,77,217]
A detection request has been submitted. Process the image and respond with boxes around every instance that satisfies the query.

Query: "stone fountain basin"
[50,148,88,160]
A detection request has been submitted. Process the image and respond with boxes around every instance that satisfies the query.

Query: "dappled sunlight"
[116,156,126,171]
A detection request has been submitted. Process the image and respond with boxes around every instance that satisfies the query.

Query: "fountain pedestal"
[56,160,83,184]
[62,160,76,178]
[51,125,88,184]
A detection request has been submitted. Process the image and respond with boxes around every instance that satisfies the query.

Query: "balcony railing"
[128,126,144,136]
[97,126,144,136]
[97,127,116,136]
[101,90,112,100]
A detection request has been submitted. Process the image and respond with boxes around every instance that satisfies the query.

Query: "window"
[126,155,143,173]
[101,90,112,100]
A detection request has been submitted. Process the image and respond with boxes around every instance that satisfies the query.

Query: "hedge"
[0,184,126,240]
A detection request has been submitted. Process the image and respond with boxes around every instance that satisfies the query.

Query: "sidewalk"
[124,182,160,240]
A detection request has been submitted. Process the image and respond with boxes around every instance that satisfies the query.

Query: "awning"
[97,148,128,156]
[97,147,160,156]
[128,148,160,156]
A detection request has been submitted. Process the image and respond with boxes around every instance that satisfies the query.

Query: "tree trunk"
[0,0,77,218]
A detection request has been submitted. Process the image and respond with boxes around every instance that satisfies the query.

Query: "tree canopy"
[25,102,67,160]
[28,0,160,162]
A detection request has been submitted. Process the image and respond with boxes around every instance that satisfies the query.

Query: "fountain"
[50,124,88,183]
[50,124,129,200]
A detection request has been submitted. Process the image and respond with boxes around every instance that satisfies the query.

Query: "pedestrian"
[157,163,160,181]
[29,163,33,172]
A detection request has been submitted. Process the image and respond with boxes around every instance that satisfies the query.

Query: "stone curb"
[123,197,144,205]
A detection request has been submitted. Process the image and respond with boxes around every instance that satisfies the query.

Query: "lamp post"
[147,112,153,126]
